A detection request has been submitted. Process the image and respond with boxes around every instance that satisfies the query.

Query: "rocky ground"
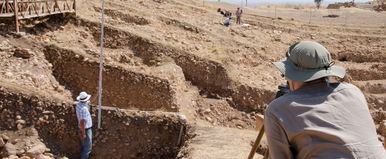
[0,127,67,159]
[0,0,385,158]
[0,37,71,101]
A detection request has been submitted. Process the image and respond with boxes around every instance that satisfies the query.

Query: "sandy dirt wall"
[73,18,277,111]
[92,109,187,159]
[94,7,151,25]
[335,50,386,63]
[74,18,234,96]
[0,84,81,158]
[44,44,177,111]
[348,68,386,81]
[231,85,276,112]
[0,83,187,158]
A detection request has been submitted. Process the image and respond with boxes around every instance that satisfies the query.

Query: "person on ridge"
[236,7,243,24]
[76,91,96,159]
[224,16,231,27]
[265,41,385,158]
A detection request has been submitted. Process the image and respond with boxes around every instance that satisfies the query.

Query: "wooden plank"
[54,0,60,12]
[18,1,24,17]
[45,1,51,14]
[17,10,73,19]
[6,0,9,13]
[55,0,62,12]
[32,1,39,16]
[1,1,5,14]
[0,12,14,17]
[0,0,77,32]
[14,0,18,32]
[65,0,70,11]
[73,0,75,11]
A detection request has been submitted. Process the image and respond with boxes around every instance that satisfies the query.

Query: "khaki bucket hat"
[273,41,346,82]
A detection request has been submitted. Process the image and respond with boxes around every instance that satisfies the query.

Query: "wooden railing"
[0,0,76,32]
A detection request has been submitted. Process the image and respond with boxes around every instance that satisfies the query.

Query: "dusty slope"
[0,0,385,158]
[179,126,264,159]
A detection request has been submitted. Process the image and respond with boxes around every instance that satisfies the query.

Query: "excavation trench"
[77,18,234,96]
[336,51,386,63]
[93,7,151,25]
[44,44,178,112]
[74,18,277,111]
[0,83,187,159]
[347,67,386,81]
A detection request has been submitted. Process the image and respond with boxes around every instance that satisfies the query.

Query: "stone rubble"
[0,127,62,159]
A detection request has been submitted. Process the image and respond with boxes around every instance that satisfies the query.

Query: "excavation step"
[182,126,263,159]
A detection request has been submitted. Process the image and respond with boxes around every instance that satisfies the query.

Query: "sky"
[212,0,371,6]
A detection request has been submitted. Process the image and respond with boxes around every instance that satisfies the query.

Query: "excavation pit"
[0,82,188,159]
[43,44,178,112]
[72,18,277,111]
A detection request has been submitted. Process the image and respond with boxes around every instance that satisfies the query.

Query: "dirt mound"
[0,127,63,159]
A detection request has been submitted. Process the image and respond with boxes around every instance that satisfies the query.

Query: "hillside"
[0,0,385,158]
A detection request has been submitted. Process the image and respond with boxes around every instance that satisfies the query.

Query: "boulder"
[35,154,50,159]
[7,155,19,159]
[4,143,17,156]
[16,120,26,125]
[13,48,33,59]
[0,137,5,147]
[26,128,38,137]
[378,121,386,136]
[26,143,47,158]
[17,124,23,130]
[1,134,10,141]
[0,40,12,51]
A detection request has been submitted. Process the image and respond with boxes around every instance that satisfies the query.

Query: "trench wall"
[0,84,187,158]
[94,7,151,25]
[336,51,386,63]
[44,44,177,111]
[75,18,234,97]
[348,68,386,81]
[73,18,277,111]
[232,85,276,111]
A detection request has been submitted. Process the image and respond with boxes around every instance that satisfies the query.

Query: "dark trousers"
[236,16,241,24]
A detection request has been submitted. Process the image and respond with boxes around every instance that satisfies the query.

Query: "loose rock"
[4,143,17,156]
[26,128,39,136]
[13,48,33,59]
[0,137,5,147]
[26,143,47,158]
[2,134,10,141]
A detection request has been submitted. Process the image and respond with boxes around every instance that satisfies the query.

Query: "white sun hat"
[76,91,91,102]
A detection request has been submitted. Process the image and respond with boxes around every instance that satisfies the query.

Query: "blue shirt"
[76,101,92,129]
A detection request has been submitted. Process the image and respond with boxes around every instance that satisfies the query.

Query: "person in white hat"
[265,41,385,158]
[76,91,95,159]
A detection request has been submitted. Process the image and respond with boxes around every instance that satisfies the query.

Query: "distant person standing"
[236,7,243,24]
[76,91,95,159]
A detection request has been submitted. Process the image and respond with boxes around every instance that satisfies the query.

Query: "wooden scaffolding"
[0,0,76,32]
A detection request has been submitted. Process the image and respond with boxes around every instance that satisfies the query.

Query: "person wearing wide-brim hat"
[76,91,94,159]
[265,41,385,159]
